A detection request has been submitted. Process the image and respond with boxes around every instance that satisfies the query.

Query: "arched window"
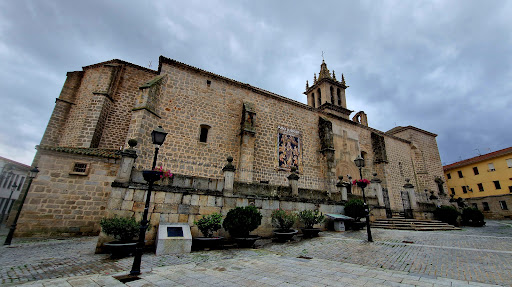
[312,93,315,108]
[199,125,211,143]
[337,88,341,106]
[330,86,334,104]
[317,88,322,107]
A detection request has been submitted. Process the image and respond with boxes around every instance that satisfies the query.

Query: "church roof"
[386,125,437,137]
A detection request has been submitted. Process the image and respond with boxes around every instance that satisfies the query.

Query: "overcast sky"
[1,0,511,167]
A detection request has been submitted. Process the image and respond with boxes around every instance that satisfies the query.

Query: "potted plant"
[434,205,460,226]
[271,209,298,242]
[100,216,144,258]
[193,213,224,250]
[344,199,366,230]
[298,209,325,238]
[222,206,262,248]
[461,207,485,227]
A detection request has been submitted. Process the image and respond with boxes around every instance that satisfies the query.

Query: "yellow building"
[443,147,512,218]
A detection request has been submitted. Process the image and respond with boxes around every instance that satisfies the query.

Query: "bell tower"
[304,60,351,119]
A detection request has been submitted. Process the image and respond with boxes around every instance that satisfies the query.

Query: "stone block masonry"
[20,55,447,239]
[13,149,119,237]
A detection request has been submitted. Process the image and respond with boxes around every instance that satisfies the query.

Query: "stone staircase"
[372,218,460,231]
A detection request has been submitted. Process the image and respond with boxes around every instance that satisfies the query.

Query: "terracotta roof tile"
[443,146,512,171]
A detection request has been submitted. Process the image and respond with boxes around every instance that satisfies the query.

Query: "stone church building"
[12,56,447,241]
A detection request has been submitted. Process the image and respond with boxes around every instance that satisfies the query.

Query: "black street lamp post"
[4,167,39,245]
[130,126,168,276]
[353,155,373,242]
[0,182,17,225]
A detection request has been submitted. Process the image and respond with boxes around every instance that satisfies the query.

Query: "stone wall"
[96,171,347,252]
[49,61,156,149]
[13,150,119,237]
[466,194,512,219]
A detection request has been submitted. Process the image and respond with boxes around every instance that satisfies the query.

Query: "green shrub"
[461,207,485,226]
[434,205,459,226]
[100,216,141,242]
[222,206,262,237]
[271,209,297,231]
[298,209,325,229]
[344,199,366,221]
[194,213,223,237]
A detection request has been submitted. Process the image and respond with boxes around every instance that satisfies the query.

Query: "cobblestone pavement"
[0,220,510,286]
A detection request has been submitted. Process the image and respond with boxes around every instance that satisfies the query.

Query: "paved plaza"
[1,220,511,286]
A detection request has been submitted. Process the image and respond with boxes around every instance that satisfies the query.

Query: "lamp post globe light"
[353,155,373,242]
[130,126,168,276]
[4,167,39,245]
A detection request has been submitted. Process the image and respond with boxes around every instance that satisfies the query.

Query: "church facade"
[13,56,447,239]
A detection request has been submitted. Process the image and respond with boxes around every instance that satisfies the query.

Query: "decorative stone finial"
[288,166,300,181]
[314,73,317,83]
[222,156,236,172]
[306,80,309,90]
[332,70,336,80]
[318,60,332,81]
[128,139,138,148]
[341,73,346,85]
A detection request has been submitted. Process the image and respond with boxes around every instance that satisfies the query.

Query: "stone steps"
[372,218,460,231]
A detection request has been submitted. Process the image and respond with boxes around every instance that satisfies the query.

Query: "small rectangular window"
[477,183,484,192]
[483,202,490,211]
[206,80,211,87]
[69,162,90,175]
[458,171,463,178]
[509,186,512,193]
[199,125,210,143]
[446,173,451,179]
[507,159,512,168]
[473,167,479,175]
[462,186,467,193]
[494,181,501,189]
[500,201,508,210]
[488,163,495,171]
[450,188,455,194]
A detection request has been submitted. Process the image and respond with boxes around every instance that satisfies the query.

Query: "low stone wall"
[466,194,512,220]
[96,172,348,252]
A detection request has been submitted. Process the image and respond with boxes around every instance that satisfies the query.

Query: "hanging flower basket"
[352,179,370,188]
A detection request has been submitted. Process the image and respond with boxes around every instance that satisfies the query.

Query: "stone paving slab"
[16,255,503,287]
[1,220,511,286]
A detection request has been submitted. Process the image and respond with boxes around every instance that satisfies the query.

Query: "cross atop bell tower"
[304,60,350,118]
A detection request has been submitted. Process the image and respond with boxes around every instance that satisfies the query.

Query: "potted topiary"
[344,199,366,230]
[222,206,262,248]
[271,209,298,242]
[100,216,144,258]
[193,213,224,250]
[298,209,325,238]
[434,205,460,226]
[461,207,485,227]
